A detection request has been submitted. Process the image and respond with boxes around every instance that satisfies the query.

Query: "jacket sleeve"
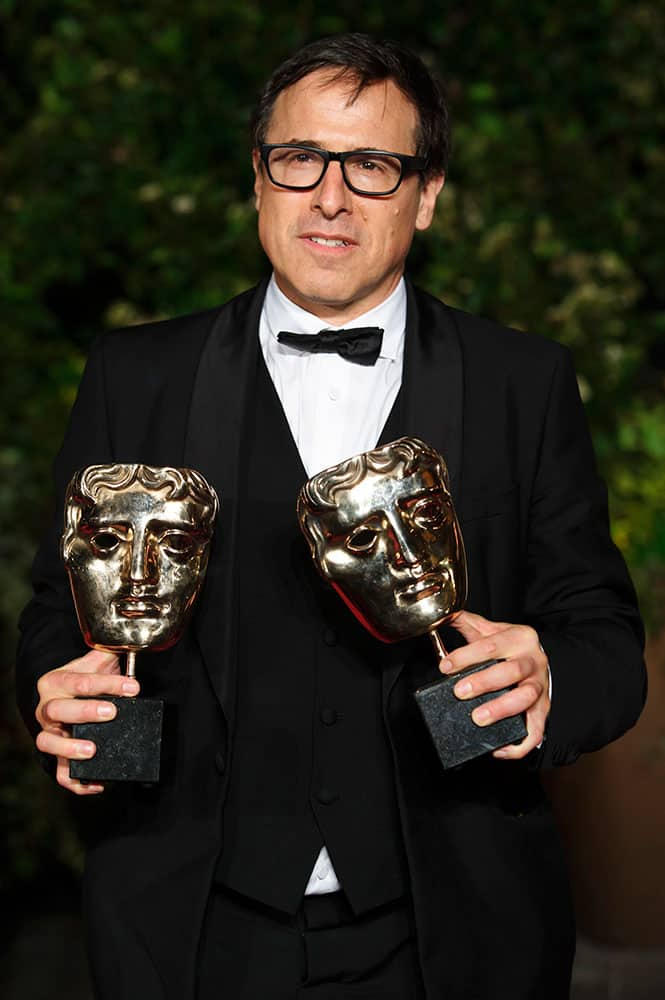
[521,348,646,766]
[15,336,115,741]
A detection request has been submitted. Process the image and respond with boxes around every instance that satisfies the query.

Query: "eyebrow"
[282,139,381,152]
[285,138,325,147]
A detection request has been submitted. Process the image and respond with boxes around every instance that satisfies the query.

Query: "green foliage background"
[2,1,664,895]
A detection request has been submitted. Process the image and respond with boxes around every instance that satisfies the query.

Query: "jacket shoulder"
[413,285,569,368]
[98,283,263,357]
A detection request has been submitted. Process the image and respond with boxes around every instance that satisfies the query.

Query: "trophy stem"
[126,651,137,678]
[429,629,448,664]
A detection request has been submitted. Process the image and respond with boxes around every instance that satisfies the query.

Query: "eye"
[412,497,449,528]
[346,526,380,554]
[159,530,197,558]
[90,531,121,556]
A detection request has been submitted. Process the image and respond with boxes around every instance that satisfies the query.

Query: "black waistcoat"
[215,353,409,915]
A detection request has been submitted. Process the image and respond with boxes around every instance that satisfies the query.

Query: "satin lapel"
[185,281,268,712]
[402,279,464,501]
[383,280,465,698]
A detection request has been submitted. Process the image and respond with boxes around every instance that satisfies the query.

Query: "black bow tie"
[277,327,384,366]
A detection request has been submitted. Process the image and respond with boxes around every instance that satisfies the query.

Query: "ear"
[252,149,264,211]
[415,172,445,232]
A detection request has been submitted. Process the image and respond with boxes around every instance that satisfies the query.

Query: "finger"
[493,708,548,760]
[55,757,105,795]
[41,695,120,727]
[440,623,540,675]
[492,729,541,761]
[40,670,139,703]
[453,659,533,701]
[37,728,97,761]
[491,695,550,761]
[449,610,511,642]
[36,675,139,731]
[439,635,505,674]
[468,681,542,728]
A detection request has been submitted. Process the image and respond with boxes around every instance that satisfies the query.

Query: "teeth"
[309,236,349,247]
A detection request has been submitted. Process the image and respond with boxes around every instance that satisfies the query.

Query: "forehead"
[316,464,446,533]
[266,69,419,152]
[80,484,202,526]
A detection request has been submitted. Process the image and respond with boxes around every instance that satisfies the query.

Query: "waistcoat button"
[214,750,226,774]
[323,628,338,646]
[320,707,338,726]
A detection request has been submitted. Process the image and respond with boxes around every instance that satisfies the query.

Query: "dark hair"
[251,33,450,178]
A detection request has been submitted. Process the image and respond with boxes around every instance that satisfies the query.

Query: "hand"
[35,649,139,794]
[440,611,550,760]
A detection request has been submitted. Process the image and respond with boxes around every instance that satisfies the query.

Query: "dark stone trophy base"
[70,696,163,783]
[414,659,527,769]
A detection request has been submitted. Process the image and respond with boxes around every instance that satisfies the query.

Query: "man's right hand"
[35,649,139,795]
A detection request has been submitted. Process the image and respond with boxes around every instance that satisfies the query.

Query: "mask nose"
[385,511,427,569]
[127,527,159,586]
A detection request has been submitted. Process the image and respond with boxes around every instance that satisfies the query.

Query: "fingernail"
[455,680,473,698]
[97,703,115,719]
[494,749,508,758]
[122,681,139,694]
[75,742,95,757]
[440,659,453,673]
[473,707,491,725]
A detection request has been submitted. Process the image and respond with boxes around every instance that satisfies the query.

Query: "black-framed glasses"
[259,144,426,196]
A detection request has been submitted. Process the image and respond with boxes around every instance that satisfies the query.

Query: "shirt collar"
[263,274,406,362]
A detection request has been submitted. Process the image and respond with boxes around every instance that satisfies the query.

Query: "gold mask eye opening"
[346,527,379,554]
[160,530,197,558]
[90,531,121,556]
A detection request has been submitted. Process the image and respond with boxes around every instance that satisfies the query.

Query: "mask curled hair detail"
[298,437,450,515]
[62,464,219,560]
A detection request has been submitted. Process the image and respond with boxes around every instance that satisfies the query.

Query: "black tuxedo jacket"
[17,280,646,999]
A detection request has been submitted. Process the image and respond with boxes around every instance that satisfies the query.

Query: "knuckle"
[73,675,91,696]
[522,624,538,645]
[519,679,539,703]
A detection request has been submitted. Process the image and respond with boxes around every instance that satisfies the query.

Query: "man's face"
[253,70,444,324]
[305,462,466,643]
[64,484,212,652]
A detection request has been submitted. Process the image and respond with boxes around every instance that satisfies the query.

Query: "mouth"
[114,598,167,619]
[302,234,355,249]
[396,573,447,605]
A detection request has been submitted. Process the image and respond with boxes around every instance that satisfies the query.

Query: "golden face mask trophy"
[297,437,526,769]
[62,464,219,783]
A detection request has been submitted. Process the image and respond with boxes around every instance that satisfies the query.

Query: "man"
[17,33,646,1000]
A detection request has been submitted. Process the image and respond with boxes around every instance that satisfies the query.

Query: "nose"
[385,511,426,569]
[128,528,159,586]
[311,160,352,217]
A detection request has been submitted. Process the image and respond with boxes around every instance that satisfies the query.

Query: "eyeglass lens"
[266,147,404,194]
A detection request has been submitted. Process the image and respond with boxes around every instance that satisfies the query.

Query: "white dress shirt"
[259,274,407,894]
[260,275,407,478]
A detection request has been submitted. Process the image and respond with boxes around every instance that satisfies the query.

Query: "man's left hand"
[440,610,550,760]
